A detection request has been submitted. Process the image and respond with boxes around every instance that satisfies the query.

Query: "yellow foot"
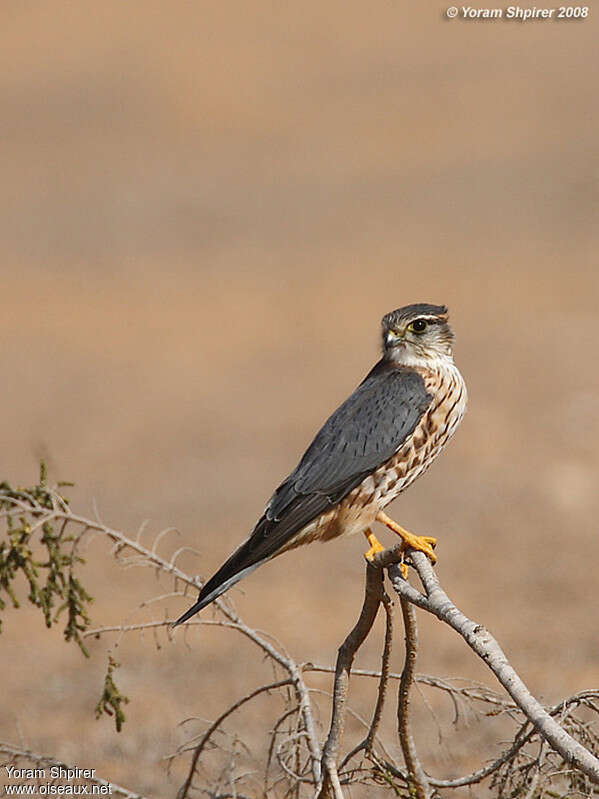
[363,528,386,562]
[376,511,438,564]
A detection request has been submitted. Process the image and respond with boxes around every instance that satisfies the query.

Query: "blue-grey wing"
[267,362,432,519]
[180,361,432,618]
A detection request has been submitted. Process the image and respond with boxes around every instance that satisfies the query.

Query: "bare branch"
[317,562,385,799]
[4,480,599,798]
[175,679,294,799]
[2,489,323,787]
[385,550,599,785]
[265,706,300,792]
[365,589,394,754]
[397,595,432,799]
[72,509,324,784]
[304,664,516,716]
[337,588,394,773]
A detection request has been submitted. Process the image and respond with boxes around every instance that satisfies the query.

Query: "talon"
[376,511,438,564]
[363,528,386,562]
[420,535,437,550]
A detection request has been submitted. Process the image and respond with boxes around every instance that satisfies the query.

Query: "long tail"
[173,494,313,626]
[172,541,268,626]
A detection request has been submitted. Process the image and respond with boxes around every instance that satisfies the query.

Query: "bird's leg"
[376,510,437,564]
[363,528,386,561]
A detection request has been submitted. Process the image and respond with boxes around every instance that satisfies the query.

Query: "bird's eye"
[409,319,428,334]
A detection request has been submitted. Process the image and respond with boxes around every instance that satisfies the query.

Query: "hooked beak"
[385,330,404,348]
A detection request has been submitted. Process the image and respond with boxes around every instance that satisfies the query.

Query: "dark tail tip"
[172,559,266,627]
[172,600,202,627]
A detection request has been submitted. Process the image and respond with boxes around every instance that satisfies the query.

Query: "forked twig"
[3,490,322,789]
[384,549,599,785]
[175,679,294,799]
[3,481,599,799]
[337,588,394,773]
[316,562,386,799]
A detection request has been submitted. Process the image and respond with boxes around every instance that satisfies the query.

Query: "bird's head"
[381,304,455,366]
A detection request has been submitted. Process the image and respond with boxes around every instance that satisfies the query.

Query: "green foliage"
[0,463,91,654]
[0,463,130,732]
[95,655,129,733]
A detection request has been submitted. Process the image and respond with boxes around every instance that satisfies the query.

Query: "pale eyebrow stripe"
[410,316,446,324]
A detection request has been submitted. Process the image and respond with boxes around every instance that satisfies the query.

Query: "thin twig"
[366,589,394,753]
[41,499,322,785]
[386,550,599,785]
[338,588,395,772]
[316,562,385,799]
[397,595,431,799]
[265,706,300,793]
[4,485,599,798]
[417,691,599,789]
[304,664,515,714]
[176,679,294,799]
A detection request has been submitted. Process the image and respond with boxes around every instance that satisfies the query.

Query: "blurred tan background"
[1,2,598,796]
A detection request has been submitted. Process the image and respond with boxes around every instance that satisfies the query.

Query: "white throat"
[391,349,455,371]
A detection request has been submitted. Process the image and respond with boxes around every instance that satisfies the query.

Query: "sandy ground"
[1,3,598,797]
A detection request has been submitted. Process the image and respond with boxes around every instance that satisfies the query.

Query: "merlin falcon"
[174,303,467,626]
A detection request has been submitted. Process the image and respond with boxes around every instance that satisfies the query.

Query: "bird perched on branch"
[175,303,467,626]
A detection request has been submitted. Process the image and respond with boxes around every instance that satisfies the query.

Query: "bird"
[174,303,467,626]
